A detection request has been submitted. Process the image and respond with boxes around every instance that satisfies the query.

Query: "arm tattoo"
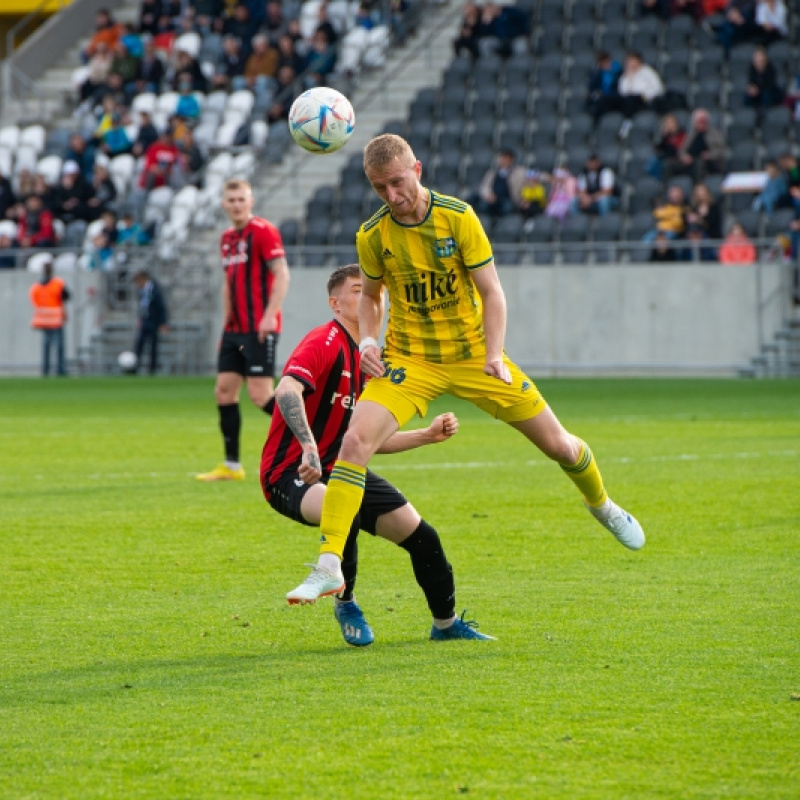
[277,392,315,447]
[306,451,321,472]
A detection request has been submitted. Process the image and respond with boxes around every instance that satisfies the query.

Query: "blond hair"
[223,178,252,194]
[363,134,415,172]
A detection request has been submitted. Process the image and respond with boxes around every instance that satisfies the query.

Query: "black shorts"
[265,469,407,535]
[218,332,279,378]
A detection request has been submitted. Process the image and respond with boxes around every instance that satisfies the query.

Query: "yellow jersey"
[357,189,494,363]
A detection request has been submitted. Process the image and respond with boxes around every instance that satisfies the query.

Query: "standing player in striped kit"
[197,179,290,482]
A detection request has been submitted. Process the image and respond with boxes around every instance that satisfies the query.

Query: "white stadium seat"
[226,89,255,117]
[206,152,233,181]
[132,92,157,116]
[146,186,175,213]
[0,125,20,150]
[174,32,201,58]
[36,155,63,186]
[156,91,179,115]
[14,145,38,175]
[109,153,136,195]
[26,252,53,274]
[250,120,269,150]
[0,147,12,176]
[222,108,247,128]
[232,151,255,178]
[20,125,46,155]
[214,121,241,148]
[205,91,228,115]
[84,218,107,248]
[54,252,78,273]
[172,185,199,212]
[70,65,90,91]
[0,220,18,239]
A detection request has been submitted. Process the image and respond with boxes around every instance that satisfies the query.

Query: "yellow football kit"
[356,189,546,425]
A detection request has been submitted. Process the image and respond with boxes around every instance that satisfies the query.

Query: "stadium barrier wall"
[0,260,791,376]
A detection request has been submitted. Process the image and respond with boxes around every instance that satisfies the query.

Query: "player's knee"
[542,432,580,464]
[339,426,378,463]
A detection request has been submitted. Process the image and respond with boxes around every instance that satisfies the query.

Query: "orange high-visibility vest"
[29,278,66,330]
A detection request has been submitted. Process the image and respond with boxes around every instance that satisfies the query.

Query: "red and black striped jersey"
[260,320,364,490]
[220,216,285,334]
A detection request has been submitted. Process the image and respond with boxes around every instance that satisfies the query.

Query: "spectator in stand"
[238,33,279,99]
[53,161,92,224]
[82,9,124,62]
[387,0,411,45]
[224,4,256,55]
[642,185,688,243]
[197,15,226,65]
[719,221,757,263]
[267,66,297,124]
[0,169,15,220]
[754,0,787,46]
[98,110,134,157]
[138,0,163,36]
[110,39,141,94]
[672,108,726,182]
[86,162,117,220]
[640,0,670,18]
[138,127,184,190]
[65,134,96,183]
[261,0,286,39]
[572,153,619,216]
[193,0,225,19]
[176,128,205,182]
[135,39,165,94]
[468,147,528,218]
[304,29,337,88]
[17,194,57,248]
[618,51,665,124]
[98,71,130,107]
[453,2,482,60]
[276,33,305,74]
[545,166,578,222]
[80,41,113,102]
[153,14,178,55]
[647,113,687,180]
[701,0,729,18]
[117,211,152,246]
[171,48,208,93]
[174,73,201,122]
[314,2,339,46]
[745,46,784,109]
[649,230,678,261]
[132,110,159,159]
[713,0,757,57]
[0,230,16,268]
[781,153,800,211]
[211,35,247,91]
[31,174,56,213]
[17,171,37,203]
[87,210,118,271]
[686,183,723,259]
[754,159,788,212]
[585,50,622,122]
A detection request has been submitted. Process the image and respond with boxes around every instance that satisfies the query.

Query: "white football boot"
[286,564,345,605]
[585,498,646,550]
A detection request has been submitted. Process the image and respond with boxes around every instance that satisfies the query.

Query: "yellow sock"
[560,440,608,507]
[319,460,366,558]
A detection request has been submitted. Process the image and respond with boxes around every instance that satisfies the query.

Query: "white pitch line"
[0,451,796,483]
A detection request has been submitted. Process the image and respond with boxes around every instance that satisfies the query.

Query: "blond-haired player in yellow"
[287,135,645,620]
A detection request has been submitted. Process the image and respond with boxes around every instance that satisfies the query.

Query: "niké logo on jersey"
[403,269,459,305]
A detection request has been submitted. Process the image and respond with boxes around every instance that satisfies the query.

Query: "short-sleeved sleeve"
[457,205,494,271]
[257,220,286,262]
[282,329,330,392]
[356,226,385,281]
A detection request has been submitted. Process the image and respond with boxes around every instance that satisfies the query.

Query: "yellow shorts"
[360,351,547,428]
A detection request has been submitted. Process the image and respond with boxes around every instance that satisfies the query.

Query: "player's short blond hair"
[223,178,252,195]
[363,134,416,171]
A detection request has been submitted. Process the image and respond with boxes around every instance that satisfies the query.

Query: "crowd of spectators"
[1,0,415,270]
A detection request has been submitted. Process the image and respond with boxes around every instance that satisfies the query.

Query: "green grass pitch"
[1,377,799,799]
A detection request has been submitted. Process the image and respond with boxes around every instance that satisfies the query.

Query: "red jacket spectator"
[17,196,56,247]
[138,130,183,189]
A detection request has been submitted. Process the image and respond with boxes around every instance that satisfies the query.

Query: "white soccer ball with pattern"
[288,87,355,154]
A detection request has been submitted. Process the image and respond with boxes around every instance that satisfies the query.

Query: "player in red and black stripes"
[198,178,290,482]
[261,264,495,645]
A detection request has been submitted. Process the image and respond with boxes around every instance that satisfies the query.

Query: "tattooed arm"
[274,375,322,484]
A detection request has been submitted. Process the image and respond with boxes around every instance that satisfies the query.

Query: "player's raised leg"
[285,400,399,603]
[509,407,645,550]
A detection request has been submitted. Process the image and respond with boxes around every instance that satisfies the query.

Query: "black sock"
[398,520,455,620]
[218,403,241,463]
[263,396,275,416]
[338,518,360,602]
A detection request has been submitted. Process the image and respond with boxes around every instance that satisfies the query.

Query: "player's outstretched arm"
[358,274,386,378]
[274,375,322,483]
[377,412,459,454]
[471,262,511,385]
[259,256,290,342]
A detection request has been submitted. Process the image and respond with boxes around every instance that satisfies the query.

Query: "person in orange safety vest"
[29,256,70,376]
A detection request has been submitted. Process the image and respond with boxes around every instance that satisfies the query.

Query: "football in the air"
[288,86,355,154]
[118,351,137,372]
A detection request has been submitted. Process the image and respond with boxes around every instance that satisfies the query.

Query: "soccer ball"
[118,351,137,372]
[288,87,355,154]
